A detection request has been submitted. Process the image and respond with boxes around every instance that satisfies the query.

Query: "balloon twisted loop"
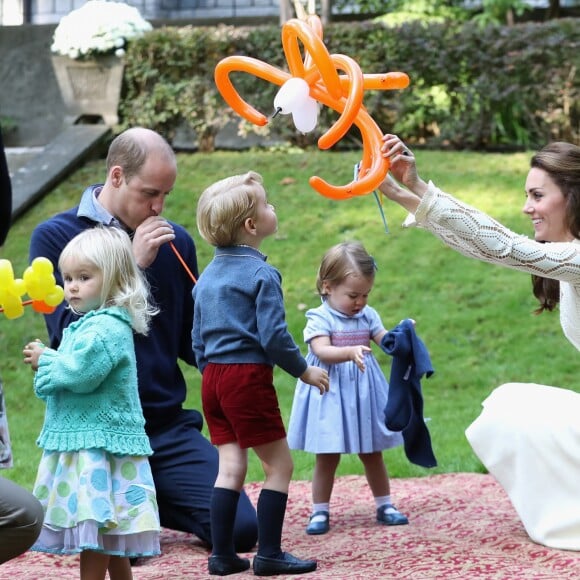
[214,14,410,200]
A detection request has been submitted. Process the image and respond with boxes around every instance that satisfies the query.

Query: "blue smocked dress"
[287,302,403,454]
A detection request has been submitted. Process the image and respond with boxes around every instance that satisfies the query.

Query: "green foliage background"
[119,17,579,151]
[2,148,579,490]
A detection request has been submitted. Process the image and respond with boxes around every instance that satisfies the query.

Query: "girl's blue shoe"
[306,510,330,535]
[376,504,409,526]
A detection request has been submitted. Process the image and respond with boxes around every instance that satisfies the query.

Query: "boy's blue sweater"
[192,246,307,378]
[29,185,199,431]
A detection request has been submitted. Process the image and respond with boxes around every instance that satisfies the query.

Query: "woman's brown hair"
[530,142,580,313]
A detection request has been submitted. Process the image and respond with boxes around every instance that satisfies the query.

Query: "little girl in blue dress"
[287,241,408,535]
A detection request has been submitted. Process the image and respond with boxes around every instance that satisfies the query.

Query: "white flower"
[51,1,152,60]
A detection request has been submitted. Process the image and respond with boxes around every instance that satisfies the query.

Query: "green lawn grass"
[2,147,578,490]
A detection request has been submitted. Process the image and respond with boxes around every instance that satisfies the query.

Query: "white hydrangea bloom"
[51,1,153,60]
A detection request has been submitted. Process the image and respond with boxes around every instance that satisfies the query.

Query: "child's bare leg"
[359,451,408,526]
[216,441,248,491]
[252,438,317,575]
[254,438,293,493]
[107,555,133,580]
[358,451,389,496]
[306,453,340,535]
[312,453,340,503]
[80,550,109,580]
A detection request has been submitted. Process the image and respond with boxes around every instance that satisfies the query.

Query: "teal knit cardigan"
[34,306,152,456]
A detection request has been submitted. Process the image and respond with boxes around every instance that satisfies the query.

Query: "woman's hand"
[380,134,424,191]
[23,339,45,372]
[378,134,429,214]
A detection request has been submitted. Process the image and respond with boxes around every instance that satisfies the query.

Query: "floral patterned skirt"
[32,448,160,557]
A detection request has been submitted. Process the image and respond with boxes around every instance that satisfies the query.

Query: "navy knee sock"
[257,489,288,558]
[210,487,241,556]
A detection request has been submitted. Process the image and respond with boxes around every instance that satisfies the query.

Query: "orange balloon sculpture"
[214,14,410,200]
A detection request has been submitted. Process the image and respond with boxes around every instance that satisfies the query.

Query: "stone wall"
[0,24,66,146]
[0,18,278,148]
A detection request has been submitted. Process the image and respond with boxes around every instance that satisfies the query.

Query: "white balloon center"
[273,77,318,133]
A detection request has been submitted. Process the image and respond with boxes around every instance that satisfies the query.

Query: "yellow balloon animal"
[0,257,64,319]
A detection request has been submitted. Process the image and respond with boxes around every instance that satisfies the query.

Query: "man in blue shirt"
[28,127,258,553]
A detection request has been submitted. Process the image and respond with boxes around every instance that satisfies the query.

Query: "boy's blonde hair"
[317,241,377,296]
[197,171,264,247]
[58,226,157,335]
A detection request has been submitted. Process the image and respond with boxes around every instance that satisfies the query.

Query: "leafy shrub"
[119,17,579,151]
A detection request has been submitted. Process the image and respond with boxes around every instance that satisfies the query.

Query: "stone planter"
[51,54,125,126]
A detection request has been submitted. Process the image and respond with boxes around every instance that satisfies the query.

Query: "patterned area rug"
[2,473,579,579]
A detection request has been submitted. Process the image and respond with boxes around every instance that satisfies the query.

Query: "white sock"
[311,502,330,522]
[374,495,392,509]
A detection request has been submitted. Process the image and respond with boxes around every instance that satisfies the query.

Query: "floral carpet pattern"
[2,473,579,579]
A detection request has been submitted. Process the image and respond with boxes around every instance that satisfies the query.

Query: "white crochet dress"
[413,181,580,551]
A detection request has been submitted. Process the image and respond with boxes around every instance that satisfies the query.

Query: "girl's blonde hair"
[58,226,157,335]
[197,171,264,247]
[316,241,377,297]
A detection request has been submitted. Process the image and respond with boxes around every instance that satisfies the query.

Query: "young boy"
[193,171,329,576]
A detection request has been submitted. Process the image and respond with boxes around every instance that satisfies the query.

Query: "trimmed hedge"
[120,18,579,151]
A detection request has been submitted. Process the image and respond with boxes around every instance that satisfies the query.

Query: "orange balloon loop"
[303,14,323,70]
[281,18,342,100]
[214,56,290,126]
[311,53,364,150]
[305,13,323,38]
[214,13,409,200]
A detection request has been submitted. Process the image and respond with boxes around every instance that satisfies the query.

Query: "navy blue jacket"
[381,319,437,468]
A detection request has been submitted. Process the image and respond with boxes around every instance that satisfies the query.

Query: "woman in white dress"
[378,135,580,551]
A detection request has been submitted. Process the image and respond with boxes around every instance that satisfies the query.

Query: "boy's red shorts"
[202,362,286,449]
